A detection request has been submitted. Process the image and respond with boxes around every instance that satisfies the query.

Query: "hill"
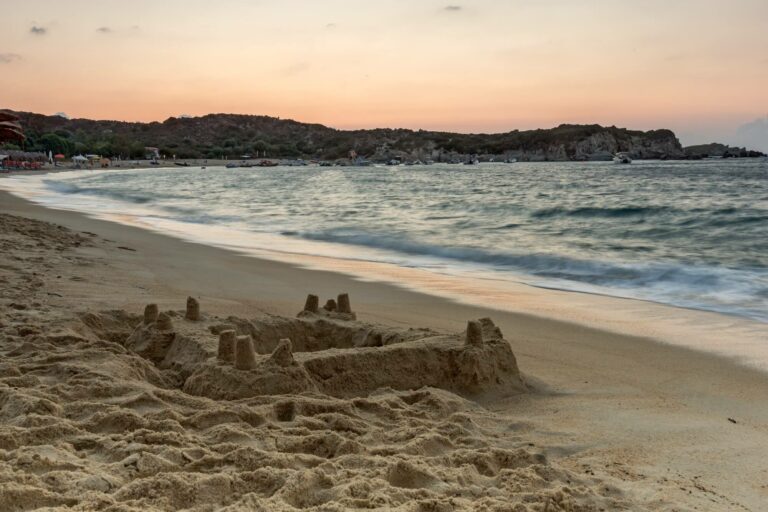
[3,110,690,162]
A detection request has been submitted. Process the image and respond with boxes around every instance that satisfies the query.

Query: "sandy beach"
[2,186,768,511]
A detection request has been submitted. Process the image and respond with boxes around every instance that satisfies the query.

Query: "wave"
[43,180,157,205]
[530,205,674,219]
[290,228,766,302]
[41,179,244,225]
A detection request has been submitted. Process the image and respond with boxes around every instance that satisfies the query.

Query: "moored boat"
[613,152,632,164]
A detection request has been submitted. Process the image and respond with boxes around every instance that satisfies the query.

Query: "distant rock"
[683,143,765,159]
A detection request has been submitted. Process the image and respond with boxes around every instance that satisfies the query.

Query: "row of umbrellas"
[1,150,47,160]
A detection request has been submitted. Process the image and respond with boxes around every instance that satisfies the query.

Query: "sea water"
[3,159,767,322]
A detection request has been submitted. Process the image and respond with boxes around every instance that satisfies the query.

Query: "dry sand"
[2,190,768,511]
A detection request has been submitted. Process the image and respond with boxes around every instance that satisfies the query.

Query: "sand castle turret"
[304,294,319,313]
[478,317,503,341]
[465,320,483,346]
[185,296,201,321]
[156,312,174,331]
[234,335,257,370]
[337,293,352,314]
[218,330,236,362]
[143,304,159,325]
[323,299,337,312]
[269,338,295,367]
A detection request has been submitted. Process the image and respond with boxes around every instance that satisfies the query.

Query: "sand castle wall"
[301,337,525,397]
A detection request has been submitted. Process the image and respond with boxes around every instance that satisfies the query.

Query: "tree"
[39,133,73,156]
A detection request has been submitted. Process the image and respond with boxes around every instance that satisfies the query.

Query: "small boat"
[175,162,190,167]
[613,152,632,164]
[225,162,239,169]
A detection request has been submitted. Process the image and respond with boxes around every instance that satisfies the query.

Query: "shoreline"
[2,168,767,372]
[3,187,768,508]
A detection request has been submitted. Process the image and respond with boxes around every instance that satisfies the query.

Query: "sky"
[2,0,767,149]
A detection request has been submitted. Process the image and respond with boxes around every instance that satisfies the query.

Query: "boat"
[225,162,239,169]
[613,152,632,164]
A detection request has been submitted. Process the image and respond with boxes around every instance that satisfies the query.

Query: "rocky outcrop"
[683,143,765,159]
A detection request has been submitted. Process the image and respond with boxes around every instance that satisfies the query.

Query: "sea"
[3,159,767,323]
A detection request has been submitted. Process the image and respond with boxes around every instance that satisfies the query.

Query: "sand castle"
[303,294,319,313]
[301,293,357,320]
[217,329,236,362]
[234,335,257,370]
[465,320,483,345]
[143,303,158,325]
[123,293,526,400]
[185,296,201,321]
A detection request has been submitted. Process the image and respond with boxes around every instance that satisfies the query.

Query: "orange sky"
[3,0,767,146]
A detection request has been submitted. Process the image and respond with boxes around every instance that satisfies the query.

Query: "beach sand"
[2,189,768,511]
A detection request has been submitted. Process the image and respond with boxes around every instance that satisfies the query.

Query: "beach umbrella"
[0,120,25,142]
[54,154,65,159]
[0,111,19,122]
[0,111,24,143]
[72,155,88,162]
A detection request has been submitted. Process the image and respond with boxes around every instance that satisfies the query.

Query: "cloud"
[54,112,70,120]
[30,26,47,35]
[325,23,337,29]
[0,53,21,64]
[443,5,462,11]
[282,61,310,76]
[96,26,112,33]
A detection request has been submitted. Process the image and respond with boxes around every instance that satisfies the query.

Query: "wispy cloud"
[0,53,21,64]
[325,22,337,29]
[443,5,462,11]
[282,61,311,76]
[96,26,112,34]
[30,25,47,35]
